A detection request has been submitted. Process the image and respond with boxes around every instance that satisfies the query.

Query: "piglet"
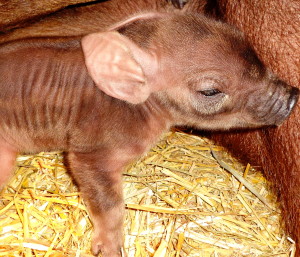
[0,12,298,256]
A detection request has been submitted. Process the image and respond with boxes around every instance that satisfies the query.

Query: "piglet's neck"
[86,94,174,162]
[123,95,173,142]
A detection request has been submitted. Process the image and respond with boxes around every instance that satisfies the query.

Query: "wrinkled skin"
[0,11,298,256]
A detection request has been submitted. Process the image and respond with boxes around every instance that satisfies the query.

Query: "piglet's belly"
[0,128,69,154]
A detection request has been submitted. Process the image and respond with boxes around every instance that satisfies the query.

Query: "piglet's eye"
[198,89,222,96]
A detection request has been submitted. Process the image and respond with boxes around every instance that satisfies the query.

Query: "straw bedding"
[0,131,295,256]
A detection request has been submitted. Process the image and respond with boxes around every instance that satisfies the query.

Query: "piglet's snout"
[249,80,299,127]
[268,81,299,126]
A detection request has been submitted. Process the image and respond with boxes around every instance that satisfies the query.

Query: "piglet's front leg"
[67,150,129,257]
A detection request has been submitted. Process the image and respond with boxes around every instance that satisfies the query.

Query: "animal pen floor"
[0,131,295,257]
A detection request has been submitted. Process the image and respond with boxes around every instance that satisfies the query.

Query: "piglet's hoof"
[91,233,125,257]
[92,243,125,257]
[92,243,124,257]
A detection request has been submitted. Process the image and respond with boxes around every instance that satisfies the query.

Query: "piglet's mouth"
[274,86,299,126]
[286,87,299,113]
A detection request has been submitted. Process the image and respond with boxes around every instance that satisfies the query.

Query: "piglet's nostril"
[287,87,299,112]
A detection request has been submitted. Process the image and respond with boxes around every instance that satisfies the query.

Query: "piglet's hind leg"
[67,151,126,257]
[0,143,17,189]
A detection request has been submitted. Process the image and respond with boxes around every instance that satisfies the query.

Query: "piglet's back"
[0,38,101,152]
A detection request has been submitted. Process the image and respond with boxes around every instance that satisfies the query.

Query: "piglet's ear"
[82,32,154,104]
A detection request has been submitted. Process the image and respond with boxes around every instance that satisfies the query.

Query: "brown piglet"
[0,13,298,256]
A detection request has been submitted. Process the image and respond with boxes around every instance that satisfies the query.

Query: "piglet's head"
[82,13,299,130]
